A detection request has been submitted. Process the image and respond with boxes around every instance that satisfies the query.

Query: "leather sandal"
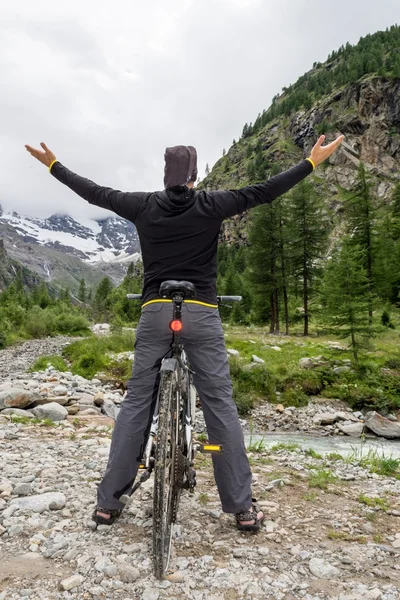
[91,506,123,527]
[235,499,264,532]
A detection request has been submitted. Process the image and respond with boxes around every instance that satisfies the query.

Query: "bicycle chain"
[170,445,185,523]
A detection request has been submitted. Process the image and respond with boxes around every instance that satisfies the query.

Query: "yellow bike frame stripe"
[141,299,218,309]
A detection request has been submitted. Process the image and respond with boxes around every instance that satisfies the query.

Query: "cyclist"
[25,135,344,531]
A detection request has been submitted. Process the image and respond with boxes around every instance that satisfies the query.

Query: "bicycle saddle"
[159,280,197,300]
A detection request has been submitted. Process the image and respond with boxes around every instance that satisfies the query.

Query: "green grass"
[8,415,58,427]
[269,442,301,453]
[247,437,267,453]
[30,355,69,372]
[358,494,391,510]
[326,452,344,462]
[198,493,210,506]
[327,530,367,543]
[63,331,135,380]
[308,468,338,490]
[303,491,319,501]
[346,447,400,479]
[222,320,400,413]
[305,448,323,459]
[196,432,208,443]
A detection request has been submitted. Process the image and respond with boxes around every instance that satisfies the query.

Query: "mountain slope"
[200,26,400,244]
[0,208,141,292]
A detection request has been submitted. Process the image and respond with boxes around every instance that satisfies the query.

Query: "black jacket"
[51,160,312,303]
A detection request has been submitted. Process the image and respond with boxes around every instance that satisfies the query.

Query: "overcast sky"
[0,0,398,222]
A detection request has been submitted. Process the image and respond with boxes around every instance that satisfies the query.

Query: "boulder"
[0,388,39,410]
[102,398,120,421]
[31,402,68,422]
[299,356,329,369]
[53,385,68,396]
[10,492,66,513]
[364,411,400,439]
[312,412,338,425]
[32,396,69,407]
[336,421,364,437]
[1,408,35,418]
[309,557,340,578]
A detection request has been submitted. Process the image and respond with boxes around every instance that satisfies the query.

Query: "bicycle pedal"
[200,444,223,454]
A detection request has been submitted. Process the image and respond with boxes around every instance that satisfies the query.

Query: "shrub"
[54,312,90,335]
[0,330,7,349]
[229,356,276,415]
[24,306,55,338]
[30,355,69,372]
[280,370,324,395]
[280,387,309,408]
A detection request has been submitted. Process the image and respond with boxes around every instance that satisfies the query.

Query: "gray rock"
[313,412,338,425]
[10,492,66,513]
[364,411,400,439]
[31,403,68,422]
[1,408,35,418]
[336,422,364,437]
[0,388,38,410]
[102,398,120,420]
[227,349,240,356]
[60,575,84,591]
[80,408,101,416]
[117,565,140,583]
[141,589,160,600]
[333,366,351,374]
[299,356,329,369]
[32,396,69,407]
[14,483,33,496]
[309,557,340,578]
[252,355,265,364]
[53,385,68,396]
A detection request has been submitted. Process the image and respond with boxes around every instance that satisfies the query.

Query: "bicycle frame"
[142,291,195,471]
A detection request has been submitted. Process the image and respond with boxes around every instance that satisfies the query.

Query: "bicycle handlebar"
[217,296,242,303]
[126,294,243,303]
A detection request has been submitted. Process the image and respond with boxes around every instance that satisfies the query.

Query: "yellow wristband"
[49,159,58,173]
[306,157,315,170]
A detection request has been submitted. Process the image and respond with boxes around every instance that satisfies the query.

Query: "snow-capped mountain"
[0,205,142,292]
[0,206,141,264]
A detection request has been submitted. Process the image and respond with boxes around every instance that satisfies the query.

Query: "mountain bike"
[122,280,241,579]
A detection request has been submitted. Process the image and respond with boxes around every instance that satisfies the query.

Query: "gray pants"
[97,302,252,514]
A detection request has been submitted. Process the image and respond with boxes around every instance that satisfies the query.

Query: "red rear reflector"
[170,320,183,332]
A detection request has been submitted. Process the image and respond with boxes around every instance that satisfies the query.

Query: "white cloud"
[0,0,398,221]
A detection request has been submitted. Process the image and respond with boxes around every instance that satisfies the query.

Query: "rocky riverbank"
[1,338,400,598]
[1,414,400,600]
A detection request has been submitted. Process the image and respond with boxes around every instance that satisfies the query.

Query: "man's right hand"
[25,142,56,168]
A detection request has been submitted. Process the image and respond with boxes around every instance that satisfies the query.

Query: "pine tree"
[321,240,372,363]
[78,278,86,303]
[205,163,210,176]
[247,204,281,330]
[344,163,377,323]
[287,181,329,335]
[94,277,114,319]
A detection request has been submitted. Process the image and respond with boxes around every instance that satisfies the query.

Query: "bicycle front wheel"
[153,368,178,579]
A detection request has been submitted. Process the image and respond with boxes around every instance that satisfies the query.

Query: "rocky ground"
[1,337,400,599]
[1,414,400,600]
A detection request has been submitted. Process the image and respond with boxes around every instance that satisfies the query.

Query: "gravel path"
[0,337,81,380]
[1,415,399,600]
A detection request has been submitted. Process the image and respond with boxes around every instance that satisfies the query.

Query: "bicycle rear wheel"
[153,368,182,579]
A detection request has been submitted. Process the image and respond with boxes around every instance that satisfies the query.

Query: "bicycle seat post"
[171,292,184,355]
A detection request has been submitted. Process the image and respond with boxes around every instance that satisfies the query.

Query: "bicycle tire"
[152,369,176,579]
